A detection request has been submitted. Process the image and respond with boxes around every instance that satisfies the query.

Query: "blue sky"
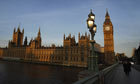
[0,0,140,57]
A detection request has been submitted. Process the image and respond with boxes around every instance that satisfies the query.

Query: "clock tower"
[103,10,115,65]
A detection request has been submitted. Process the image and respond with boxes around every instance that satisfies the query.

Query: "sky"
[0,0,140,57]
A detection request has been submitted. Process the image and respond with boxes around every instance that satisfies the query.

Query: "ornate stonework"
[103,10,115,65]
[0,26,103,67]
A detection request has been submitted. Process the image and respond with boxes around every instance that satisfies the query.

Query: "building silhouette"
[0,11,117,67]
[133,44,140,64]
[9,26,24,47]
[116,53,127,62]
[0,26,104,67]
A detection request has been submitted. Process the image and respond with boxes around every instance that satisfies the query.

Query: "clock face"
[105,26,110,31]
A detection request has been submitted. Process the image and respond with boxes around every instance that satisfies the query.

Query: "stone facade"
[0,27,103,67]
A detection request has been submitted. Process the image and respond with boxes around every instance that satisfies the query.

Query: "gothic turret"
[17,25,21,33]
[64,34,65,40]
[37,27,41,38]
[78,32,90,47]
[12,26,24,47]
[22,28,24,33]
[63,34,76,47]
[35,28,42,48]
[78,32,80,40]
[24,36,27,46]
[13,28,16,33]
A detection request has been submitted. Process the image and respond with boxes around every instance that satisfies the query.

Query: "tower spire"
[17,23,21,32]
[24,36,27,46]
[22,28,24,33]
[64,34,65,40]
[78,32,80,40]
[18,22,21,28]
[38,27,41,37]
[13,27,16,33]
[105,8,110,19]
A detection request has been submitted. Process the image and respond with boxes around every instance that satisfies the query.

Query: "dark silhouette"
[123,61,131,75]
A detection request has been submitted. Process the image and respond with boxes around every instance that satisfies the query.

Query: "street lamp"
[87,9,98,72]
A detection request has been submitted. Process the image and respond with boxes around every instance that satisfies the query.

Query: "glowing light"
[93,27,96,32]
[88,20,94,28]
[91,16,95,20]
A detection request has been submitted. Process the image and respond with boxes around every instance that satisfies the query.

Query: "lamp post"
[87,9,98,72]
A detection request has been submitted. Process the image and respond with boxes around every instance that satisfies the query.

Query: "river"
[0,61,85,84]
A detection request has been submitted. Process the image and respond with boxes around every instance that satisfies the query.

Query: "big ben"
[103,10,115,65]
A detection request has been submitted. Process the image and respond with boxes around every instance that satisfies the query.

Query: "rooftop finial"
[64,33,65,40]
[78,32,80,40]
[39,27,40,32]
[22,28,24,33]
[17,23,21,32]
[18,22,21,28]
[106,8,109,17]
[90,9,92,13]
[38,27,41,37]
[88,9,95,18]
[106,8,108,12]
[85,32,87,37]
[13,27,16,33]
[105,8,110,20]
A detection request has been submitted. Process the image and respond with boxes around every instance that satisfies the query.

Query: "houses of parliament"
[0,10,115,67]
